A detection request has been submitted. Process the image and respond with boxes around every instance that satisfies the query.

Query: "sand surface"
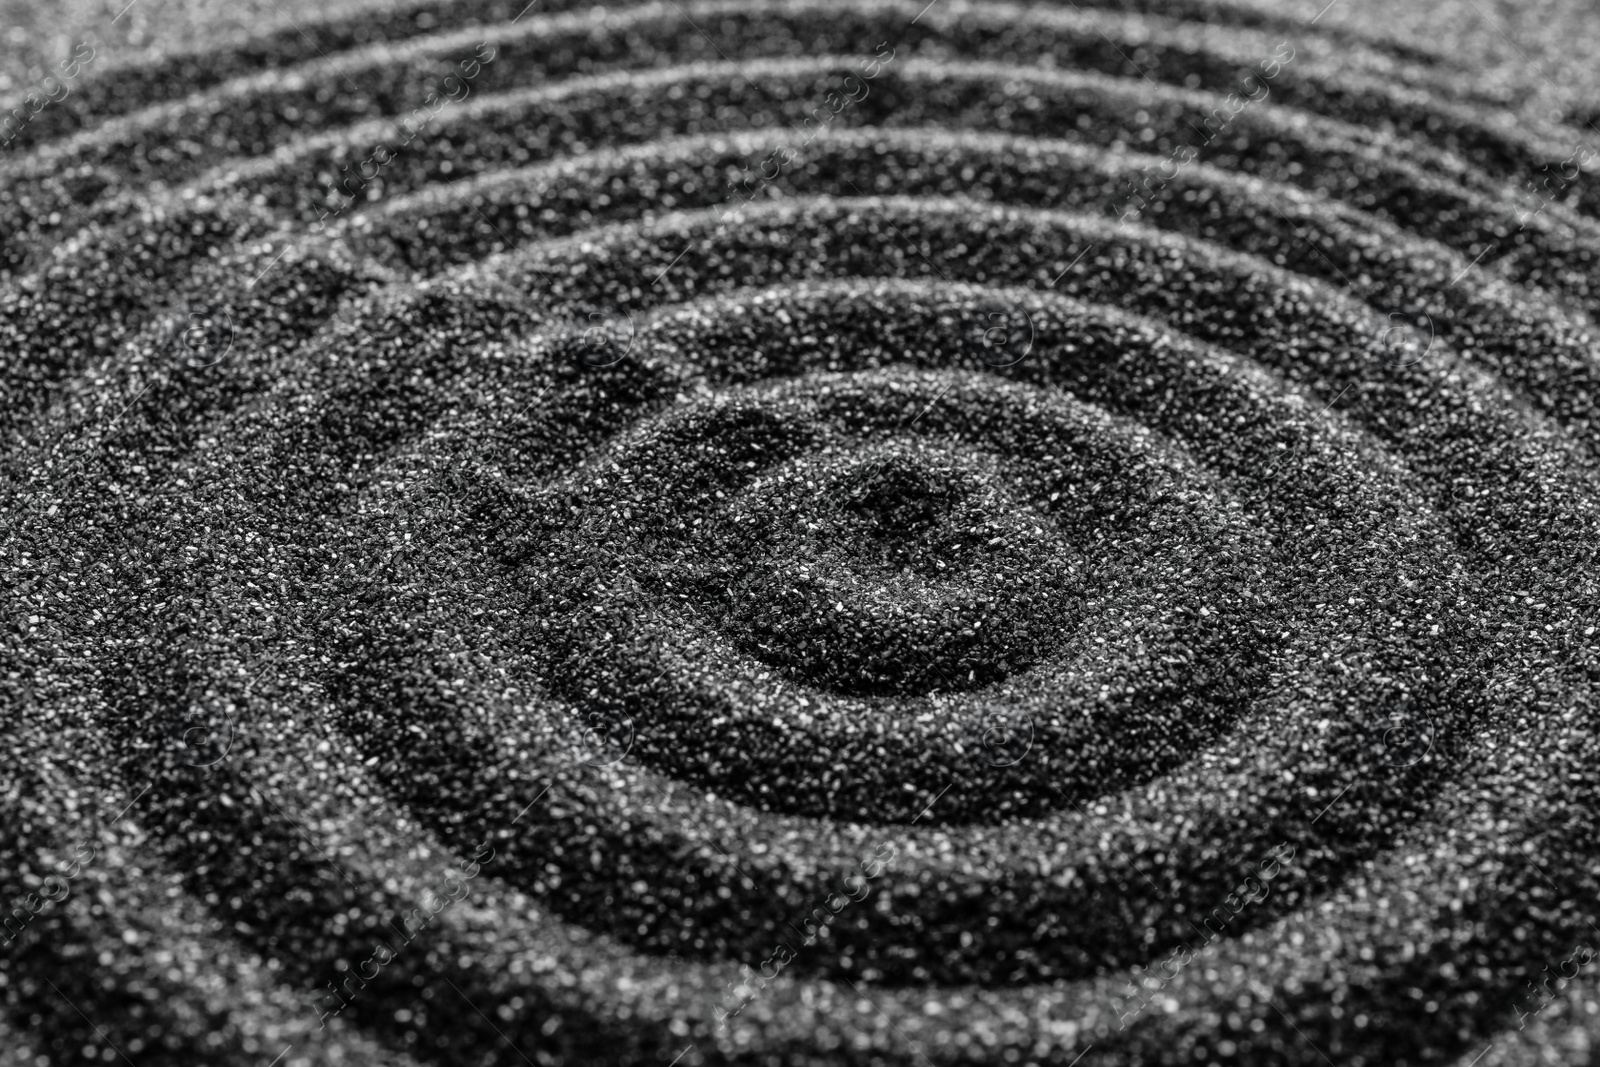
[3,2,1600,1065]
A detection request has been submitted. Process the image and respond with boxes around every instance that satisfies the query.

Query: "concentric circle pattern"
[3,2,1600,1066]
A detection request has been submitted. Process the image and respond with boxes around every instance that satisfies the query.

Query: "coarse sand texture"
[2,2,1599,1066]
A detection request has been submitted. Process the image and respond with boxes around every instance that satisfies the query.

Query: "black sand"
[2,3,1599,1066]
